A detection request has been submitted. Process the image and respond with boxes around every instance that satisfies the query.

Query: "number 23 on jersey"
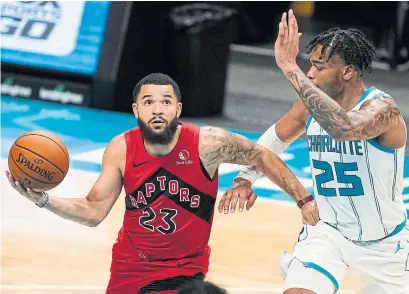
[139,207,177,234]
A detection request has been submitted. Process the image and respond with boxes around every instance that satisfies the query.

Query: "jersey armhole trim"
[371,93,393,101]
[123,131,133,190]
[199,158,215,182]
[305,115,313,132]
[379,219,407,241]
[366,139,397,154]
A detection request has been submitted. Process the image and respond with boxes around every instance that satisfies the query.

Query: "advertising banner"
[1,72,91,106]
[1,1,111,75]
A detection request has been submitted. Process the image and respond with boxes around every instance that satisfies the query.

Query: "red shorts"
[106,229,210,294]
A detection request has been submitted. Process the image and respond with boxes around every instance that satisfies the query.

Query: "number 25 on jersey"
[313,160,364,197]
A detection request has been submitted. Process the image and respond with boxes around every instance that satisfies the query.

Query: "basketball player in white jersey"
[220,10,409,294]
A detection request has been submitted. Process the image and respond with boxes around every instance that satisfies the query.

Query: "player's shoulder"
[360,92,400,111]
[200,125,218,132]
[119,127,142,144]
[198,126,226,149]
[123,126,140,136]
[199,126,235,142]
[104,133,127,158]
[368,87,397,104]
[200,125,248,138]
[110,133,126,145]
[198,126,248,150]
[199,125,227,135]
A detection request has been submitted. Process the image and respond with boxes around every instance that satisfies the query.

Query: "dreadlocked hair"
[306,28,377,74]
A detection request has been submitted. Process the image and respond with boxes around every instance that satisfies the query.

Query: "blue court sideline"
[2,96,408,216]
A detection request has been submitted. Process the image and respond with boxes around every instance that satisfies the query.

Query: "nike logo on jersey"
[133,161,149,168]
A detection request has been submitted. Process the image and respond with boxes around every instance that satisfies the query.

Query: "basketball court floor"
[1,96,409,294]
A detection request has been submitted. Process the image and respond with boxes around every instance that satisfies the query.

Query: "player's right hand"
[301,199,320,226]
[218,178,257,214]
[5,171,45,204]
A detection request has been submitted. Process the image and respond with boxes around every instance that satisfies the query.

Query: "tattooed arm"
[235,98,308,185]
[199,126,310,203]
[285,68,402,142]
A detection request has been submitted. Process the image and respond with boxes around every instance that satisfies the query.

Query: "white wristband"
[235,124,290,184]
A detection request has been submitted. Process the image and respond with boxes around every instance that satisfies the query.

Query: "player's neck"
[337,82,367,112]
[143,125,182,157]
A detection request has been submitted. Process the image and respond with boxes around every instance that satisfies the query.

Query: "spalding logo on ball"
[15,155,56,182]
[8,130,70,191]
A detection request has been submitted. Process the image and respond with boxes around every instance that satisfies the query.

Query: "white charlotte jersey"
[306,86,407,241]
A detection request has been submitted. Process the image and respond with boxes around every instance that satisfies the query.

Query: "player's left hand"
[5,171,45,204]
[218,179,257,213]
[274,9,302,74]
[301,200,320,225]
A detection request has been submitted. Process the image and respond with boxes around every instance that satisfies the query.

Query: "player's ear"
[342,64,356,81]
[132,102,139,119]
[176,101,182,118]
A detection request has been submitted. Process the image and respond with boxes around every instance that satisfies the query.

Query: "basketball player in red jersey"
[5,73,318,293]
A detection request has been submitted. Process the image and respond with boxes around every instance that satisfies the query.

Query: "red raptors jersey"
[122,122,219,262]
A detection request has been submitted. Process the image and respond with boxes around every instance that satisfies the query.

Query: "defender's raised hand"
[274,9,302,74]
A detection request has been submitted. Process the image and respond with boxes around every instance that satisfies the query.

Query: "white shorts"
[280,220,409,294]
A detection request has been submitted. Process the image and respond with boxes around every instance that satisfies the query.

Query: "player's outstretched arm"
[5,135,125,227]
[285,69,403,142]
[219,99,308,213]
[274,9,404,143]
[234,98,308,186]
[199,126,319,224]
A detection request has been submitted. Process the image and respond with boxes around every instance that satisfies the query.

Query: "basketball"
[8,130,70,191]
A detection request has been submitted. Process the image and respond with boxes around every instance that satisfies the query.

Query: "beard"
[138,116,179,145]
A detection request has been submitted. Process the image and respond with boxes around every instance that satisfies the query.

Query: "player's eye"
[164,99,171,105]
[144,100,152,105]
